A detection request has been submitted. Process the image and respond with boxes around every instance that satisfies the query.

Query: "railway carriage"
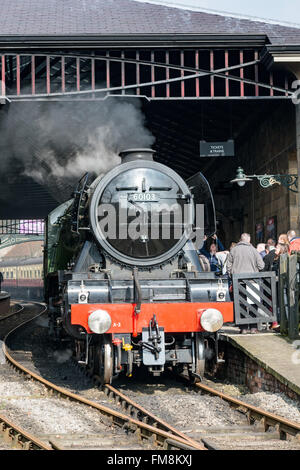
[0,257,43,299]
[45,149,234,384]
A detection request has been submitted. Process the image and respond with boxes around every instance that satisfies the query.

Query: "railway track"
[0,302,24,320]
[0,301,53,449]
[2,302,300,450]
[97,374,300,450]
[1,303,205,451]
[87,364,300,450]
[78,360,300,450]
[185,378,300,450]
[102,383,201,448]
[0,303,25,337]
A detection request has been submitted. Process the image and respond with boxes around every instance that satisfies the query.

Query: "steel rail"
[2,310,205,451]
[103,383,202,448]
[0,303,24,322]
[0,302,53,450]
[0,413,53,450]
[181,375,300,441]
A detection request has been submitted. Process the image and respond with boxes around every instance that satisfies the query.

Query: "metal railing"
[0,219,44,235]
[232,272,277,329]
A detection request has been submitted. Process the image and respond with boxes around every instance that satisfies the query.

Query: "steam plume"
[0,98,155,202]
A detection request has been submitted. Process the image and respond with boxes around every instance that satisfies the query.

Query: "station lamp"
[230,167,253,188]
[230,167,298,193]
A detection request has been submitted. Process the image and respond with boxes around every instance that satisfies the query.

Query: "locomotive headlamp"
[200,309,223,333]
[88,310,112,334]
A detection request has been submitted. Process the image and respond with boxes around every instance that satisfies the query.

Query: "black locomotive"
[45,149,233,383]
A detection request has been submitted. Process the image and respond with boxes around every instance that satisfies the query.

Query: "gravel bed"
[114,381,247,431]
[0,308,144,449]
[202,378,300,425]
[2,395,117,436]
[0,363,144,449]
[238,391,300,424]
[3,307,300,450]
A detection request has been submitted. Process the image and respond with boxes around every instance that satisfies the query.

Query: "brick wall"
[218,341,300,401]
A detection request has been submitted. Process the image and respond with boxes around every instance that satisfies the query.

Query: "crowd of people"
[197,229,300,334]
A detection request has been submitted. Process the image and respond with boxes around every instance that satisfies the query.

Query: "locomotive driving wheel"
[94,335,113,385]
[189,333,205,383]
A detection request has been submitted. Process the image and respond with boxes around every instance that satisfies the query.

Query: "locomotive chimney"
[119,148,155,163]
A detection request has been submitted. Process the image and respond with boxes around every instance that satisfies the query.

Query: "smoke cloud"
[53,348,73,364]
[0,98,155,202]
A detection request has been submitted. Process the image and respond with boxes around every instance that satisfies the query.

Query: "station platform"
[220,327,300,397]
[0,292,10,316]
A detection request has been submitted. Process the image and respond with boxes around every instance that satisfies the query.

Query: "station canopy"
[0,0,299,220]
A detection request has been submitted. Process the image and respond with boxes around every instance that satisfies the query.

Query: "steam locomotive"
[45,149,234,384]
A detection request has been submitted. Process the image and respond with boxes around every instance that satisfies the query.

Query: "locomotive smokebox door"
[142,327,165,365]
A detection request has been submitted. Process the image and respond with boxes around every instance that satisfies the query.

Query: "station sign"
[200,140,235,157]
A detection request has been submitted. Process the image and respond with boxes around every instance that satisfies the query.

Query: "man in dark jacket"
[227,233,264,334]
[263,244,277,272]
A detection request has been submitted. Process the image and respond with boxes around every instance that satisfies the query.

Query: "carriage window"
[10,272,13,279]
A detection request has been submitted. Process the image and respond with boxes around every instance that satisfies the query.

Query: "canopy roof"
[0,0,299,46]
